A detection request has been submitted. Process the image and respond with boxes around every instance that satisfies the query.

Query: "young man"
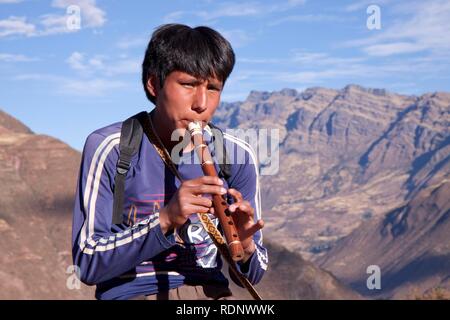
[72,24,268,300]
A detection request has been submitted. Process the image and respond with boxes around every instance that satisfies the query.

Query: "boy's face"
[148,70,223,130]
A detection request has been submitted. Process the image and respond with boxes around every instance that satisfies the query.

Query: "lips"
[182,119,206,128]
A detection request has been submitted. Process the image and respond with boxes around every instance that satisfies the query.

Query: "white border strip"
[223,133,264,246]
[80,132,120,249]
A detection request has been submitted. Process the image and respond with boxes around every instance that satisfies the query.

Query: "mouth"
[182,119,206,127]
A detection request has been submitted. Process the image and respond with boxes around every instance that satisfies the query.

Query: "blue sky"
[1,0,449,151]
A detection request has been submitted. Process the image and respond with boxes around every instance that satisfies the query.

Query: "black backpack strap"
[111,111,146,225]
[208,122,232,182]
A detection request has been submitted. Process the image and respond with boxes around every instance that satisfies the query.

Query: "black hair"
[142,24,235,104]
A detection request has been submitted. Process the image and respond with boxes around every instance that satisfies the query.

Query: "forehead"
[169,70,222,84]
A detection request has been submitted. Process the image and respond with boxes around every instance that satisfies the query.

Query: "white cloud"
[51,0,106,28]
[163,0,306,22]
[199,2,262,19]
[274,67,368,84]
[0,16,35,37]
[268,14,346,26]
[292,50,366,66]
[12,51,137,98]
[260,57,440,86]
[116,36,148,49]
[0,53,37,62]
[105,59,140,76]
[218,29,253,48]
[234,66,368,87]
[13,73,64,81]
[0,0,23,3]
[13,72,128,96]
[238,50,365,67]
[88,56,104,69]
[37,0,106,35]
[60,78,126,96]
[39,13,77,35]
[344,0,450,57]
[238,57,283,64]
[287,0,306,5]
[0,0,106,38]
[66,52,88,71]
[66,52,140,76]
[163,11,185,23]
[345,0,392,12]
[229,45,447,90]
[363,42,427,56]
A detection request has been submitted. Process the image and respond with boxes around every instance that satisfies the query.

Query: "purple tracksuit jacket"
[72,118,268,300]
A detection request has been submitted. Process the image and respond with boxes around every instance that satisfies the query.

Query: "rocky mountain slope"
[0,110,93,299]
[229,241,361,300]
[213,85,450,298]
[318,153,450,299]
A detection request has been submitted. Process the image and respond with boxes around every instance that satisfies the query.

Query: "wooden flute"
[188,121,245,262]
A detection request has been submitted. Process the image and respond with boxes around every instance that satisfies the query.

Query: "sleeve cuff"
[154,223,177,249]
[236,250,256,274]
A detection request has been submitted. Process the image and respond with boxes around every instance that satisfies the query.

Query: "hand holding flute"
[188,121,264,262]
[158,121,264,262]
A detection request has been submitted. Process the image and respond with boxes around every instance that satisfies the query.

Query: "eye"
[181,82,195,88]
[208,86,221,92]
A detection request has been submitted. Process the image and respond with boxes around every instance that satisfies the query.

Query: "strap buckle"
[116,158,131,175]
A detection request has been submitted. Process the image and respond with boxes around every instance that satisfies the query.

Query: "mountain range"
[213,85,450,298]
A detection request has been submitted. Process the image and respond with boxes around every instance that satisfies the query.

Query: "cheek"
[159,86,188,107]
[207,95,220,111]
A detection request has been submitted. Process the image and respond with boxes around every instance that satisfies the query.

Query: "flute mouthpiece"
[188,121,203,136]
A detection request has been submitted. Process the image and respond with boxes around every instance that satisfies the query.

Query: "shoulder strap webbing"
[111,112,146,225]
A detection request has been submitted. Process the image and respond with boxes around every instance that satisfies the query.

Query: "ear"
[146,75,159,98]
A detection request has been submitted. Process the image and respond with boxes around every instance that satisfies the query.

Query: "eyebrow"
[208,81,223,89]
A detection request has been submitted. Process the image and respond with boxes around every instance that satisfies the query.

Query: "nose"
[192,85,207,113]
